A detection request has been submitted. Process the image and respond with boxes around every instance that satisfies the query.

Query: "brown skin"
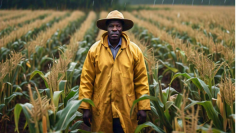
[82,20,147,127]
[107,20,123,48]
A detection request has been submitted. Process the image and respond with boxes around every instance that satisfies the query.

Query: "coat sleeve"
[78,50,96,109]
[133,49,151,111]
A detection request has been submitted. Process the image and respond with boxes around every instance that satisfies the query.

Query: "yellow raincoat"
[79,32,150,133]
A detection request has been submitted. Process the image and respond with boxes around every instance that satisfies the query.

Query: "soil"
[0,96,29,133]
[62,36,71,45]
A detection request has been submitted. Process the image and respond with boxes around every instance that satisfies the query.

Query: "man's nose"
[112,26,118,31]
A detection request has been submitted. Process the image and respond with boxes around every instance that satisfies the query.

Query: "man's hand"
[137,110,147,125]
[83,109,92,127]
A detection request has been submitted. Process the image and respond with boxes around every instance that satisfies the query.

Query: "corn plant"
[0,52,25,131]
[12,11,98,133]
[14,77,94,133]
[129,22,235,133]
[0,9,234,133]
[0,12,69,62]
[0,12,49,38]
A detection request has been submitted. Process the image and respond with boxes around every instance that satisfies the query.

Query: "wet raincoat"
[79,32,150,133]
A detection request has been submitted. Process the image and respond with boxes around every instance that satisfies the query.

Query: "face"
[107,20,123,41]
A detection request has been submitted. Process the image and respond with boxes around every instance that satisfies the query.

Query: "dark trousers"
[113,118,124,133]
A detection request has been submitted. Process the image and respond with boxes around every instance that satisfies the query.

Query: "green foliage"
[54,99,94,131]
[0,14,49,38]
[7,12,100,133]
[14,103,35,133]
[14,98,94,133]
[1,9,234,133]
[0,12,87,132]
[130,23,234,132]
[135,122,165,133]
[0,13,69,62]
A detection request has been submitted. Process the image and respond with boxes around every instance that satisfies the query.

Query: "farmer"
[78,10,150,133]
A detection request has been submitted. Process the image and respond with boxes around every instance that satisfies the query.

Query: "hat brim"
[97,18,133,31]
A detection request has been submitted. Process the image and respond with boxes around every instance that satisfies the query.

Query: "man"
[79,10,150,133]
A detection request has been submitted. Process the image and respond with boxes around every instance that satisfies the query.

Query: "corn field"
[0,5,235,133]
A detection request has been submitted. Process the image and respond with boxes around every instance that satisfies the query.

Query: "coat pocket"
[126,94,135,108]
[126,94,137,119]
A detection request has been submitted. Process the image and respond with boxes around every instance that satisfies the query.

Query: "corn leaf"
[13,85,22,92]
[19,81,28,87]
[186,77,212,100]
[135,121,165,133]
[44,88,51,98]
[211,86,220,99]
[0,104,5,112]
[159,60,179,74]
[23,121,28,130]
[69,120,83,131]
[130,94,163,117]
[64,89,78,106]
[58,80,67,91]
[5,92,22,105]
[12,66,20,83]
[131,94,173,131]
[69,111,82,122]
[67,62,77,77]
[175,62,189,72]
[170,73,212,99]
[39,56,53,66]
[150,105,159,117]
[164,109,171,123]
[165,101,174,111]
[54,99,94,131]
[71,129,95,133]
[53,91,65,111]
[29,70,49,88]
[14,103,35,133]
[197,125,225,133]
[174,94,183,109]
[66,90,79,104]
[170,51,177,62]
[185,99,223,130]
[170,73,192,85]
[162,90,168,105]
[68,62,77,72]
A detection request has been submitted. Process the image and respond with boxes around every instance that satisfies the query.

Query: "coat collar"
[100,32,130,49]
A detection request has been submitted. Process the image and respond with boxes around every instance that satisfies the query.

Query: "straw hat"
[96,10,133,31]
